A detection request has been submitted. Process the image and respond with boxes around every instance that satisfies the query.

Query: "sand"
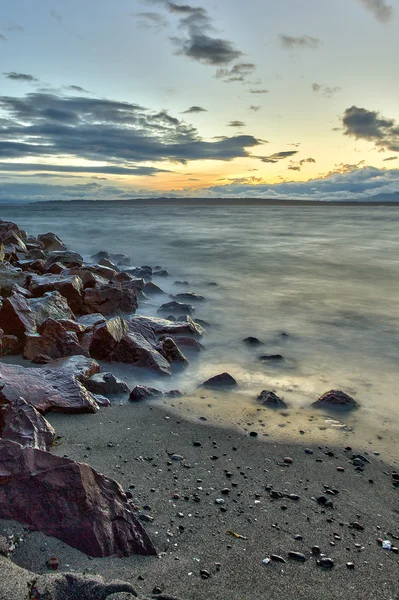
[1,400,398,600]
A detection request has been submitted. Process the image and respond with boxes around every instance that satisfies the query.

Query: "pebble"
[271,554,287,563]
[294,535,303,541]
[200,569,211,579]
[346,562,355,569]
[171,454,184,461]
[249,431,258,437]
[318,557,334,569]
[221,488,230,495]
[304,448,313,455]
[337,467,345,472]
[288,551,307,562]
[193,441,202,447]
[284,457,293,464]
[351,522,365,531]
[153,586,162,594]
[215,499,225,505]
[311,546,321,555]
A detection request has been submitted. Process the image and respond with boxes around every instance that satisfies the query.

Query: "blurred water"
[2,202,398,454]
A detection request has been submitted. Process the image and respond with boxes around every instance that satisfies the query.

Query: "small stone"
[304,448,313,455]
[283,457,293,464]
[346,562,355,569]
[193,441,202,447]
[311,546,321,555]
[270,554,286,563]
[294,535,303,541]
[171,454,184,461]
[215,499,225,505]
[318,557,334,569]
[288,551,306,562]
[221,488,230,495]
[351,522,364,531]
[153,586,162,595]
[249,431,258,437]
[46,557,59,570]
[200,569,211,579]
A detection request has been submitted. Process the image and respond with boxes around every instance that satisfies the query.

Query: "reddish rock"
[83,280,141,316]
[158,300,194,316]
[0,263,28,297]
[0,396,55,450]
[129,315,204,337]
[28,291,75,328]
[0,362,99,414]
[312,390,359,409]
[98,257,119,271]
[23,319,88,362]
[37,232,67,252]
[0,439,156,557]
[158,337,188,365]
[47,262,65,274]
[108,332,171,375]
[0,334,21,356]
[163,335,204,352]
[63,267,108,289]
[45,355,100,381]
[89,317,128,359]
[29,274,84,314]
[0,293,36,339]
[257,390,287,408]
[57,319,85,334]
[46,250,83,269]
[201,373,238,388]
[78,313,106,330]
[129,385,164,402]
[84,373,129,396]
[2,230,28,254]
[31,354,53,364]
[0,220,24,241]
[87,264,118,281]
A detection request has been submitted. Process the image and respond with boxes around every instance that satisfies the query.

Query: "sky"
[1,0,399,202]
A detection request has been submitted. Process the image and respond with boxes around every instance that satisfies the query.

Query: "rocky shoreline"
[0,218,398,599]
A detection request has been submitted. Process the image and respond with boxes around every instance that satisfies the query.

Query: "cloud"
[249,105,261,112]
[260,150,299,163]
[4,72,38,82]
[357,0,393,22]
[135,12,168,29]
[342,105,399,152]
[312,83,341,98]
[66,85,89,93]
[182,105,207,113]
[280,34,321,50]
[0,91,261,173]
[383,156,397,161]
[288,157,316,171]
[0,34,7,42]
[49,9,63,24]
[216,62,256,83]
[0,162,169,176]
[228,121,246,127]
[249,89,269,94]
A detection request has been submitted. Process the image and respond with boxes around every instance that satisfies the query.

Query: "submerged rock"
[312,390,359,409]
[257,390,287,408]
[201,373,238,389]
[174,292,205,302]
[0,439,156,557]
[259,354,284,361]
[130,315,204,337]
[158,300,194,316]
[243,336,263,346]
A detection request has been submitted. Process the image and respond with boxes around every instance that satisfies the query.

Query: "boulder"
[143,281,166,296]
[110,253,131,266]
[201,373,238,389]
[0,220,23,241]
[37,232,67,252]
[0,263,28,297]
[93,394,111,407]
[257,390,287,408]
[30,571,138,600]
[19,258,47,274]
[163,335,204,352]
[0,362,99,414]
[89,317,128,359]
[0,439,156,557]
[28,291,75,327]
[129,385,163,402]
[312,390,359,409]
[98,257,119,271]
[23,319,88,362]
[174,292,205,302]
[0,334,21,356]
[83,280,141,316]
[63,267,108,288]
[84,373,129,396]
[126,266,152,280]
[46,250,83,269]
[153,268,168,277]
[158,300,194,316]
[158,337,188,365]
[90,250,109,262]
[0,293,36,339]
[29,274,84,313]
[130,315,204,337]
[108,332,171,376]
[1,230,28,254]
[45,355,100,381]
[78,313,106,330]
[87,264,118,281]
[57,318,85,334]
[0,396,55,450]
[47,261,64,274]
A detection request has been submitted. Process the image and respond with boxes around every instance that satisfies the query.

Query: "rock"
[129,315,204,337]
[0,396,55,450]
[201,373,237,389]
[0,263,28,297]
[158,337,188,365]
[158,301,194,316]
[318,557,334,569]
[89,317,128,359]
[0,439,156,557]
[78,313,107,330]
[23,319,88,361]
[87,264,118,281]
[2,230,28,254]
[44,355,100,381]
[312,390,359,409]
[257,390,287,408]
[84,373,129,396]
[93,394,111,407]
[28,291,75,328]
[173,292,205,302]
[57,319,85,334]
[110,253,131,266]
[162,335,204,352]
[126,266,152,280]
[143,282,166,296]
[29,274,84,314]
[243,336,263,346]
[0,293,36,339]
[63,267,107,289]
[31,354,53,364]
[0,334,21,356]
[30,572,138,599]
[288,551,307,562]
[83,279,142,315]
[0,362,99,414]
[37,232,67,252]
[99,257,119,271]
[47,261,65,274]
[129,385,164,402]
[108,332,171,376]
[46,250,83,269]
[259,354,284,361]
[90,250,110,263]
[0,220,23,241]
[153,269,168,277]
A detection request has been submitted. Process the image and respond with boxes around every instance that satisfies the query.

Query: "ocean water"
[2,202,398,457]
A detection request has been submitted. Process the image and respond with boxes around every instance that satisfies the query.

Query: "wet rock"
[78,313,107,330]
[89,317,128,360]
[129,385,164,402]
[243,336,263,346]
[23,319,88,361]
[0,439,156,557]
[0,293,36,339]
[2,230,28,254]
[0,263,28,297]
[37,232,67,252]
[153,268,168,277]
[201,373,237,389]
[57,319,85,334]
[158,337,188,365]
[84,373,129,396]
[87,264,118,281]
[173,292,205,302]
[312,390,359,409]
[44,355,100,381]
[158,301,194,316]
[47,262,65,274]
[0,362,99,414]
[129,315,204,337]
[257,390,287,408]
[288,551,306,562]
[0,334,21,356]
[161,335,204,352]
[99,257,119,271]
[0,220,24,241]
[108,332,171,376]
[46,250,83,269]
[83,279,142,315]
[90,250,110,263]
[0,396,55,450]
[110,253,131,266]
[28,291,75,328]
[143,281,166,296]
[29,274,84,314]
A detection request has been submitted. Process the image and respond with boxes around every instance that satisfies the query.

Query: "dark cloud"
[312,83,341,98]
[260,151,299,163]
[280,34,321,50]
[0,162,168,176]
[135,12,168,29]
[4,72,38,82]
[300,157,316,165]
[342,106,399,152]
[383,156,397,161]
[0,92,261,171]
[182,105,207,113]
[250,89,269,94]
[49,9,63,24]
[357,0,393,22]
[216,63,256,83]
[288,165,301,171]
[249,105,261,112]
[288,157,316,171]
[66,85,89,93]
[228,121,246,127]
